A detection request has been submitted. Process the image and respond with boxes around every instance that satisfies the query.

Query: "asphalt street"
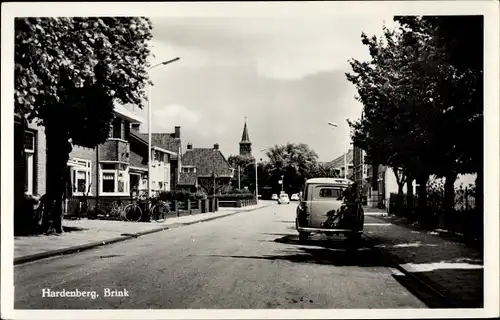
[15,201,427,309]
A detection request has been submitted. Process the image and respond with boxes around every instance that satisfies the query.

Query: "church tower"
[239,118,252,157]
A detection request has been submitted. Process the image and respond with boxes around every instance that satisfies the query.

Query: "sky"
[132,15,397,162]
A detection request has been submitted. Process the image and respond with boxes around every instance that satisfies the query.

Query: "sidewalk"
[14,202,270,265]
[364,215,483,308]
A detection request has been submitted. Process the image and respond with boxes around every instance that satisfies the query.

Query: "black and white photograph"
[1,1,499,319]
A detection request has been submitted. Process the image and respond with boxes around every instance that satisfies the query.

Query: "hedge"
[216,193,256,200]
[158,190,206,201]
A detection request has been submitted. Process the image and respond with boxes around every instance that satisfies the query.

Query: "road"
[15,201,427,309]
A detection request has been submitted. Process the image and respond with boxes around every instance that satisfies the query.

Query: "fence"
[218,198,258,208]
[64,196,220,221]
[388,189,481,241]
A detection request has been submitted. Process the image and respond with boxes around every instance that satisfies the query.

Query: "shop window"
[100,163,129,194]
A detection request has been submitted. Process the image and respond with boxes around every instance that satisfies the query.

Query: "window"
[70,159,92,195]
[24,131,35,152]
[24,131,36,194]
[319,187,345,200]
[100,163,129,194]
[124,121,130,140]
[112,118,122,139]
[182,167,196,173]
[102,172,115,192]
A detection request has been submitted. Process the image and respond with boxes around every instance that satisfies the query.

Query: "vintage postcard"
[1,1,499,319]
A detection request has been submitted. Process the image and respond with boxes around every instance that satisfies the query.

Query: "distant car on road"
[278,193,290,204]
[271,194,278,200]
[291,193,300,201]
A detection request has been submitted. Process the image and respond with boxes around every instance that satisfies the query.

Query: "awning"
[67,160,87,168]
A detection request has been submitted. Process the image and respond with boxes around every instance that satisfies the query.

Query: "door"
[308,184,346,228]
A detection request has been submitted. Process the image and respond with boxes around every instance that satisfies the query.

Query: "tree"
[265,143,320,193]
[346,16,483,217]
[395,16,483,216]
[227,155,256,191]
[15,17,153,233]
[197,176,232,195]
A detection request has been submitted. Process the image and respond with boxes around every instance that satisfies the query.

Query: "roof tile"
[182,148,233,177]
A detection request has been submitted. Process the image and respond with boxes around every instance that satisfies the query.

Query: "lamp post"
[147,57,180,199]
[256,148,267,205]
[328,120,349,179]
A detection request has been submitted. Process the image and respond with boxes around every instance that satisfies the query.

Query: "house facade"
[325,148,354,179]
[133,126,182,190]
[16,104,180,215]
[177,142,234,194]
[66,105,177,201]
[14,115,48,198]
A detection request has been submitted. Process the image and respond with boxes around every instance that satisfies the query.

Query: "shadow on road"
[204,234,387,267]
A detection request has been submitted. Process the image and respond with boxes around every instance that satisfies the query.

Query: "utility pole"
[281,175,284,193]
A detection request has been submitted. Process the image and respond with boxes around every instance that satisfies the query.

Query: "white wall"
[384,167,416,203]
[150,152,172,192]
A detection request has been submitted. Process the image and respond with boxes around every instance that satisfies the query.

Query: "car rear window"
[319,188,343,198]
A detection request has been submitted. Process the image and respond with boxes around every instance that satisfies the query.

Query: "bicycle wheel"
[150,204,167,223]
[124,204,142,222]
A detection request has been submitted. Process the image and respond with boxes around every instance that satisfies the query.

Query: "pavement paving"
[363,215,484,308]
[14,201,271,264]
[14,202,427,309]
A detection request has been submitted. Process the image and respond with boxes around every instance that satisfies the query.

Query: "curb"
[363,233,461,308]
[14,204,271,266]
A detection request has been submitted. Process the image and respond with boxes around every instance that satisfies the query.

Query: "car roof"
[305,177,354,185]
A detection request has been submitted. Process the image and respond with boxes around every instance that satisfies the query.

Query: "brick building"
[177,142,234,194]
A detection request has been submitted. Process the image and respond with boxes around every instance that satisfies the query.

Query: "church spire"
[239,117,252,157]
[241,117,250,142]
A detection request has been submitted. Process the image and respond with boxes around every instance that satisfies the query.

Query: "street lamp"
[255,148,268,204]
[328,120,349,179]
[147,57,180,199]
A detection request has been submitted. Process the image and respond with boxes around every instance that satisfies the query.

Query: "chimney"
[186,143,193,151]
[174,126,181,139]
[213,143,219,150]
[131,123,140,132]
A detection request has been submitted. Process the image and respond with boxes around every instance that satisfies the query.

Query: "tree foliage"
[264,143,320,193]
[345,16,483,214]
[15,17,154,233]
[15,17,153,147]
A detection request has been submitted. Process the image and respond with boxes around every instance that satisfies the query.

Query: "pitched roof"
[240,121,250,143]
[136,132,181,158]
[325,148,354,169]
[182,148,233,177]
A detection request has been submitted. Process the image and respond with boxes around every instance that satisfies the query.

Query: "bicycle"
[106,200,126,220]
[123,198,143,222]
[149,199,170,223]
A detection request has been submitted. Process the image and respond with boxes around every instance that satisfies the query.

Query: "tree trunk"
[406,176,414,220]
[443,172,457,213]
[417,174,430,225]
[42,124,72,234]
[393,167,406,217]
